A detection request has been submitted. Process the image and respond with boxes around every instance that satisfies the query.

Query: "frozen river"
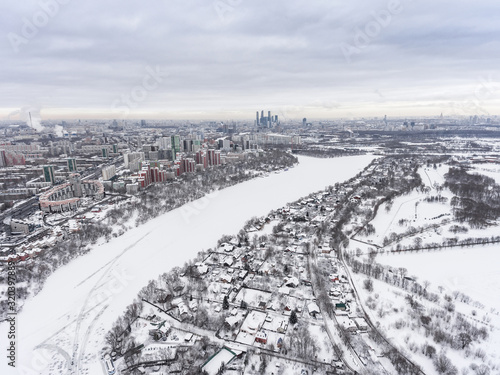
[1,154,375,375]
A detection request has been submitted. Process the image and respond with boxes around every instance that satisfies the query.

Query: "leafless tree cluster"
[446,167,500,228]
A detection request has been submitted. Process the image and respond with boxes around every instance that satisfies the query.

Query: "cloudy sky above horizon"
[1,0,500,120]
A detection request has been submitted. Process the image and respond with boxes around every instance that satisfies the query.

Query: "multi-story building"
[10,219,35,235]
[102,165,116,181]
[39,174,104,213]
[67,158,77,172]
[43,165,56,184]
[207,149,221,166]
[171,135,181,160]
[81,144,115,155]
[126,183,139,194]
[0,143,40,153]
[0,150,26,166]
[195,150,208,169]
[158,137,172,150]
[124,152,145,169]
[180,157,196,174]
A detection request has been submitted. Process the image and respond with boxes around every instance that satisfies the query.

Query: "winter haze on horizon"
[1,0,500,120]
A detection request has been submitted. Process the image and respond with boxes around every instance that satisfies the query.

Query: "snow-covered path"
[0,155,374,375]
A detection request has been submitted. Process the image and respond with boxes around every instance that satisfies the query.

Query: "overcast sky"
[1,0,499,120]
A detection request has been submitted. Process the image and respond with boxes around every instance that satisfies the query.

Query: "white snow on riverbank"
[0,154,375,375]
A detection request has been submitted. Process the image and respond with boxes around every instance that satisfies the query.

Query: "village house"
[255,331,267,344]
[307,302,320,317]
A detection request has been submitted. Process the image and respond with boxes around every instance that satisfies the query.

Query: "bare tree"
[434,352,457,375]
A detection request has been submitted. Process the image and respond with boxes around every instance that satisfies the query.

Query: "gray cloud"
[1,0,499,119]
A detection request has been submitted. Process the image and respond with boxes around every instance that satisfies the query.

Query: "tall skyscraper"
[171,135,181,160]
[158,137,171,150]
[256,111,259,125]
[67,158,77,172]
[43,165,55,184]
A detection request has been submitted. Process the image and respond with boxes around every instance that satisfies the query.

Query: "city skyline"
[1,0,499,121]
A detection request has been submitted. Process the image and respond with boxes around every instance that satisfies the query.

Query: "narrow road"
[339,242,426,375]
[142,300,337,372]
[307,251,361,373]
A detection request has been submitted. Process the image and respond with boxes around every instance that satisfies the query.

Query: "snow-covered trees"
[433,352,458,375]
[363,278,374,292]
[287,324,318,359]
[222,296,229,310]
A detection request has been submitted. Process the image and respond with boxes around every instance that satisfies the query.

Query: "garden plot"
[245,274,281,291]
[258,219,280,236]
[286,296,307,316]
[261,313,289,332]
[285,284,315,301]
[253,330,285,351]
[208,281,240,303]
[235,310,267,345]
[244,354,314,375]
[308,324,338,364]
[234,288,272,308]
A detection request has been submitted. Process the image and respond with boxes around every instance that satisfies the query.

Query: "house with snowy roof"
[255,331,267,344]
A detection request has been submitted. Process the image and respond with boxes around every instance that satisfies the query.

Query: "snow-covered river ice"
[1,154,375,375]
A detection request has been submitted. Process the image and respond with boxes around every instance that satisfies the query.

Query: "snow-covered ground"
[348,162,500,374]
[471,163,500,184]
[378,244,500,312]
[0,154,374,375]
[354,248,500,374]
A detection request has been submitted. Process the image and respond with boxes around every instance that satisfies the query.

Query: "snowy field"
[353,261,500,375]
[0,154,374,375]
[348,162,500,373]
[377,244,500,312]
[361,163,500,311]
[353,165,452,251]
[472,163,500,184]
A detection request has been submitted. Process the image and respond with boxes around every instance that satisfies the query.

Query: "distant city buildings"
[158,137,171,150]
[124,152,145,172]
[207,149,221,166]
[102,165,116,181]
[0,142,37,166]
[81,144,118,156]
[248,133,301,146]
[102,148,109,159]
[0,150,26,166]
[39,173,104,213]
[171,135,181,160]
[43,165,56,184]
[256,110,279,128]
[67,158,77,172]
[10,219,35,235]
[137,162,170,189]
